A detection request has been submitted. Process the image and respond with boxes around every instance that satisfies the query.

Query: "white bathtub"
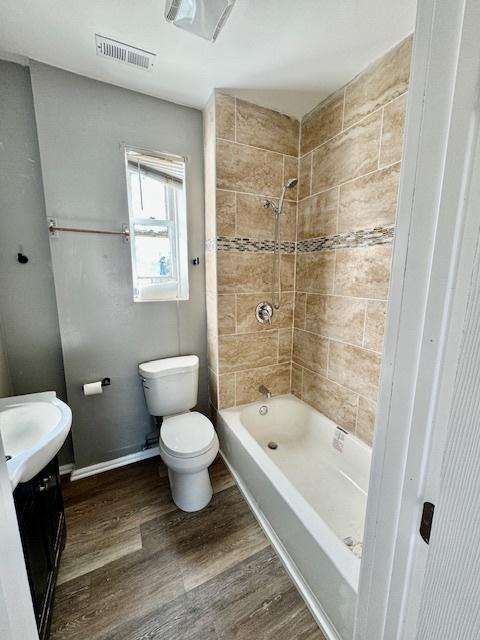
[217,394,371,640]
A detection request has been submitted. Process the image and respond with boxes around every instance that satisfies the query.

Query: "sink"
[0,391,72,490]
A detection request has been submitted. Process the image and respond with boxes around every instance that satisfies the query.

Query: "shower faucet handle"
[256,302,273,325]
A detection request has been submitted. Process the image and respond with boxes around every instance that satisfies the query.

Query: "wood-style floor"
[51,456,325,640]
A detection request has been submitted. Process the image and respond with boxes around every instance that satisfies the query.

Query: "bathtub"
[217,394,371,640]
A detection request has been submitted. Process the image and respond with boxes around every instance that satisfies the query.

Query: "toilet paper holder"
[82,377,110,392]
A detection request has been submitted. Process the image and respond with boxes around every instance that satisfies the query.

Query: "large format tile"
[338,163,400,232]
[301,90,344,155]
[235,363,291,405]
[219,372,235,409]
[380,93,407,167]
[356,396,377,446]
[298,153,312,200]
[283,155,299,200]
[294,291,307,329]
[302,369,358,432]
[334,244,392,299]
[236,98,299,156]
[291,363,303,398]
[219,331,279,373]
[295,251,335,294]
[311,112,382,193]
[236,192,296,240]
[216,92,235,140]
[292,328,328,375]
[217,294,236,335]
[305,294,366,346]
[298,188,338,239]
[328,341,381,400]
[216,189,236,235]
[344,36,412,128]
[216,139,283,196]
[364,299,386,352]
[217,251,295,294]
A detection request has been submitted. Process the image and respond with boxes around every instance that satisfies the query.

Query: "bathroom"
[1,2,480,640]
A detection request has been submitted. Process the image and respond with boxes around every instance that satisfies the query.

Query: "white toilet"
[139,355,219,512]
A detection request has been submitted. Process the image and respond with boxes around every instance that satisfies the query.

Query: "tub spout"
[258,385,272,399]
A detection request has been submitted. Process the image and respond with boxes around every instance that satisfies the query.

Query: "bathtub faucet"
[258,385,272,399]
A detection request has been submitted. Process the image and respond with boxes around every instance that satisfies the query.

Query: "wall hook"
[17,252,29,264]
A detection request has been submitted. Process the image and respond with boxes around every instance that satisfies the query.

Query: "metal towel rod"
[48,218,129,239]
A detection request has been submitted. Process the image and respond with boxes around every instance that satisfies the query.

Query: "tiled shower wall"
[205,35,412,446]
[205,92,299,410]
[292,36,412,444]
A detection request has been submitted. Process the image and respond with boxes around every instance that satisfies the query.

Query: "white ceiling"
[0,0,417,119]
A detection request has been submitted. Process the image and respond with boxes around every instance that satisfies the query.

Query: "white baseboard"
[70,447,160,481]
[219,450,339,640]
[59,463,75,476]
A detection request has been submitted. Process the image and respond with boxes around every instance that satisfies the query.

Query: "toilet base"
[168,468,213,512]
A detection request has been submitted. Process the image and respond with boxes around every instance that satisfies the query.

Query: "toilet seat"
[161,412,215,459]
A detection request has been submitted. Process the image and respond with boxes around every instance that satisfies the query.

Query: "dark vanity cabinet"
[13,456,66,640]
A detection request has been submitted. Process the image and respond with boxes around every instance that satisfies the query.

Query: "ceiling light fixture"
[164,0,236,42]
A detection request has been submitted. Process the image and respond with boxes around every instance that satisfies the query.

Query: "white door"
[355,1,480,638]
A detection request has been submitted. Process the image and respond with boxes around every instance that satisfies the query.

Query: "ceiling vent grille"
[95,35,156,71]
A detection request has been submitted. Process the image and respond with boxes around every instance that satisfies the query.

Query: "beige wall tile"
[219,373,235,409]
[328,341,381,400]
[235,193,296,241]
[216,189,236,236]
[334,245,392,299]
[364,300,386,352]
[216,139,283,196]
[207,324,218,373]
[302,369,358,432]
[301,90,344,155]
[236,292,293,333]
[236,99,299,156]
[356,396,376,446]
[283,155,299,200]
[218,331,279,373]
[344,36,412,128]
[208,368,218,408]
[294,292,307,329]
[291,363,303,398]
[216,93,235,140]
[338,163,400,232]
[295,251,335,294]
[380,93,407,167]
[278,328,293,362]
[298,153,312,200]
[305,294,366,346]
[311,112,382,193]
[292,329,328,375]
[205,250,217,293]
[217,294,236,335]
[217,252,295,294]
[235,363,291,405]
[298,188,338,240]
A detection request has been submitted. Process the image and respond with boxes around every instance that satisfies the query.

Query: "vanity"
[13,457,65,639]
[0,391,72,639]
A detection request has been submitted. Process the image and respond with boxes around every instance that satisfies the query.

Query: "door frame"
[355,1,480,638]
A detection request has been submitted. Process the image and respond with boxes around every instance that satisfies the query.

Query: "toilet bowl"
[139,355,219,512]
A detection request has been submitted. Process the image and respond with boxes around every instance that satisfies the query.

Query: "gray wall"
[30,62,207,469]
[0,327,12,398]
[0,61,73,464]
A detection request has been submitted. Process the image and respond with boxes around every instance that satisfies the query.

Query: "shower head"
[285,178,298,189]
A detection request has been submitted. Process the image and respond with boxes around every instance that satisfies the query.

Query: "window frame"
[123,145,189,303]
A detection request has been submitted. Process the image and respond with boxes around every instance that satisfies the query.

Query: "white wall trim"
[219,450,340,640]
[59,463,75,476]
[70,447,159,481]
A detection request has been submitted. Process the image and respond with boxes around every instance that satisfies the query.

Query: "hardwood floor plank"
[51,455,323,640]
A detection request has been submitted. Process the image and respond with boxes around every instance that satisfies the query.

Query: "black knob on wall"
[17,252,29,264]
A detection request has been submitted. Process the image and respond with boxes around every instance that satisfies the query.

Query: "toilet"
[139,355,219,512]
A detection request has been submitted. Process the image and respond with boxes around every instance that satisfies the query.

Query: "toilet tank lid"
[139,355,199,379]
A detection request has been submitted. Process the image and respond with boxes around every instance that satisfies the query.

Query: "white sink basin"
[0,392,72,490]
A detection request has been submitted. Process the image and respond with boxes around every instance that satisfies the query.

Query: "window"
[124,148,189,302]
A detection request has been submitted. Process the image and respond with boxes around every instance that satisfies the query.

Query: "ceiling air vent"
[95,35,156,71]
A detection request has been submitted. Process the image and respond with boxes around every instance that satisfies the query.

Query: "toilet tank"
[139,355,199,417]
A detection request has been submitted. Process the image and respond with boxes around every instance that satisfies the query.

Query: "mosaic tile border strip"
[296,225,394,252]
[216,236,297,254]
[207,225,394,254]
